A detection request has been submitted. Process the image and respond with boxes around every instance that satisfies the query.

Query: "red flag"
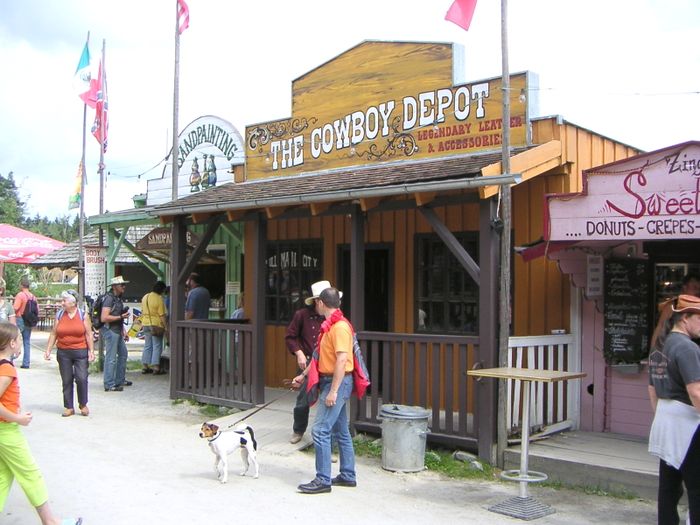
[177,0,190,34]
[91,60,108,153]
[445,0,478,31]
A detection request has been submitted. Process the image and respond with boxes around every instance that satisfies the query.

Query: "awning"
[134,227,224,264]
[0,223,64,264]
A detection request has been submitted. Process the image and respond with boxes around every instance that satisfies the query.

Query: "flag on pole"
[73,42,98,107]
[69,161,84,210]
[177,0,190,34]
[91,60,108,153]
[445,0,478,31]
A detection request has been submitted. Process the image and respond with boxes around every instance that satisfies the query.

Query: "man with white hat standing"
[101,276,132,392]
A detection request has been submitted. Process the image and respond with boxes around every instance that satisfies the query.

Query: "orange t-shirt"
[0,360,20,422]
[56,310,88,350]
[318,320,354,375]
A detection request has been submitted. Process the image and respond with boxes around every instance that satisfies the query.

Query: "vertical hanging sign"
[84,246,106,299]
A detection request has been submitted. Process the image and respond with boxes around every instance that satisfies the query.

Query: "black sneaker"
[120,380,134,387]
[298,479,331,494]
[105,386,123,392]
[331,475,357,487]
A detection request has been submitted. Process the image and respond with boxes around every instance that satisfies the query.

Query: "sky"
[0,0,698,220]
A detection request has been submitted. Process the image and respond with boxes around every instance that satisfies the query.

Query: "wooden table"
[468,367,586,520]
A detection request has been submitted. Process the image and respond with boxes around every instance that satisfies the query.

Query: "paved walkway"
[2,331,661,524]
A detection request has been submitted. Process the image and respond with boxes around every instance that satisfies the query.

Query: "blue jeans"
[141,326,163,367]
[102,328,127,389]
[311,375,355,486]
[16,318,32,368]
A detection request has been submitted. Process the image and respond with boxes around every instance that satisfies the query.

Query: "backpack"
[21,294,40,327]
[90,293,107,329]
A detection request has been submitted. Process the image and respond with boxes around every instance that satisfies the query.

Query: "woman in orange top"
[44,290,95,417]
[0,322,82,524]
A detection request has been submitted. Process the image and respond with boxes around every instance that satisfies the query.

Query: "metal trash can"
[380,404,431,472]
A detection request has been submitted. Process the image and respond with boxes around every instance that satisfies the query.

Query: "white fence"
[507,334,577,435]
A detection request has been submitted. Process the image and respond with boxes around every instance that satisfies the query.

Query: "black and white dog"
[199,422,259,483]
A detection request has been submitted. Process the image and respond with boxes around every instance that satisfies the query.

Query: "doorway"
[338,244,392,332]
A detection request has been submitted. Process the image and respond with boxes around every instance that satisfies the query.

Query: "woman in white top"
[648,294,700,525]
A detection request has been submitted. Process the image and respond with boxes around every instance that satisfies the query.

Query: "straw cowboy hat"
[109,276,130,286]
[672,294,700,315]
[304,280,342,305]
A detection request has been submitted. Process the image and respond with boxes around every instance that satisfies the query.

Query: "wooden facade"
[256,117,641,388]
[150,41,644,458]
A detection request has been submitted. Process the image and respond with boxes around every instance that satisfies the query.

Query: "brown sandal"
[79,405,90,416]
[62,408,74,417]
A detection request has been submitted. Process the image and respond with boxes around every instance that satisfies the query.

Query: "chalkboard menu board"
[603,259,650,364]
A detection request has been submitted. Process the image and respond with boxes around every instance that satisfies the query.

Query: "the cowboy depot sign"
[245,41,532,180]
[545,142,700,241]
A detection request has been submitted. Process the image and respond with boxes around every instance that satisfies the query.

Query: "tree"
[0,172,25,224]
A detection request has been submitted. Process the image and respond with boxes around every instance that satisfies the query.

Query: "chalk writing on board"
[603,259,649,364]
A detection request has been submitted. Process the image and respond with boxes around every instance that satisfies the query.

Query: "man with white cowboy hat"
[101,276,132,392]
[286,280,341,444]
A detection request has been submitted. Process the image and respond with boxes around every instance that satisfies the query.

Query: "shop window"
[265,240,323,324]
[416,232,478,334]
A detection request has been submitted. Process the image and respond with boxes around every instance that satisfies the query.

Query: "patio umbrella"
[0,223,65,264]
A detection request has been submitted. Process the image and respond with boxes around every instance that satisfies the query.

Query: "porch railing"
[353,331,481,450]
[506,333,576,435]
[171,320,260,409]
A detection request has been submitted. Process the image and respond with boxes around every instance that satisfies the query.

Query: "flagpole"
[98,39,106,250]
[497,0,512,468]
[78,31,90,308]
[172,0,181,201]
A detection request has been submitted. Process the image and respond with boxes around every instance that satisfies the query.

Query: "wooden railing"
[171,320,261,409]
[507,333,577,435]
[353,331,481,449]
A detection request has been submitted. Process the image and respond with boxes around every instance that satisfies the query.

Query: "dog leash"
[225,385,298,429]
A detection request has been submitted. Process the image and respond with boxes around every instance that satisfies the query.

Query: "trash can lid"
[380,404,431,420]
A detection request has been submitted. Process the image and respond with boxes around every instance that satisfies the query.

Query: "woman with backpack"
[43,290,95,417]
[13,277,38,369]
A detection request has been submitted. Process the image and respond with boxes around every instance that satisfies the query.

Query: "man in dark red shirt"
[285,281,328,444]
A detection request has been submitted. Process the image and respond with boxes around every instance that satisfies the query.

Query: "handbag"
[144,293,165,337]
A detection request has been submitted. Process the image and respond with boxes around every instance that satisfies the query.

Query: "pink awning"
[0,224,65,264]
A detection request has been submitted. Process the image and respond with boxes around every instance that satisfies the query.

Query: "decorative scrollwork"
[247,126,271,151]
[354,116,418,160]
[291,117,318,133]
[247,117,319,152]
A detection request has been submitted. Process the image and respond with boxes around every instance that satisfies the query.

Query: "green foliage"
[423,448,496,480]
[0,172,25,225]
[352,434,383,457]
[541,479,637,500]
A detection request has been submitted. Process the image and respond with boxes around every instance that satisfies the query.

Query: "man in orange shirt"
[13,277,36,369]
[295,286,357,494]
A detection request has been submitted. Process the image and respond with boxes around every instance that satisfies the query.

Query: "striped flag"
[445,0,478,31]
[73,42,97,107]
[91,60,108,153]
[177,0,190,34]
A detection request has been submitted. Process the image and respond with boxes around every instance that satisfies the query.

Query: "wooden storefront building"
[152,41,641,460]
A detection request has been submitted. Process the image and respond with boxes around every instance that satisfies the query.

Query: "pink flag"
[177,0,190,34]
[91,60,108,153]
[445,0,478,31]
